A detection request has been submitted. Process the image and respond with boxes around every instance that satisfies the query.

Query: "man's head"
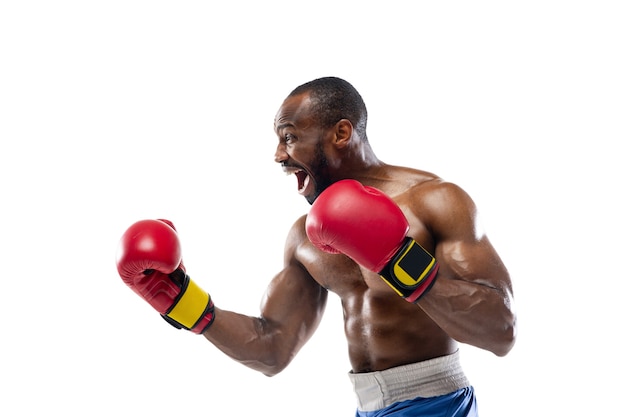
[274,77,369,204]
[288,77,368,143]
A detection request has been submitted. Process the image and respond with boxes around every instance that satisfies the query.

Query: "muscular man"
[117,77,516,416]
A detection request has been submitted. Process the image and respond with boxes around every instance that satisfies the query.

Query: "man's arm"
[202,217,328,376]
[415,181,517,356]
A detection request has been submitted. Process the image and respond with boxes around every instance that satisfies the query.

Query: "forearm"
[202,307,296,377]
[418,279,516,356]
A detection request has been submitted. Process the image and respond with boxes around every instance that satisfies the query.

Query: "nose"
[274,142,288,164]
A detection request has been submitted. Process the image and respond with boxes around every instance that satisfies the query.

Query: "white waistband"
[348,350,470,412]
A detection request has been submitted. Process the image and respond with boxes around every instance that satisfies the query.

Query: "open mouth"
[283,164,315,196]
[284,168,312,196]
[295,169,311,195]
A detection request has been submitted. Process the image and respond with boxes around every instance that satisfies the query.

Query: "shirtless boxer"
[117,76,517,416]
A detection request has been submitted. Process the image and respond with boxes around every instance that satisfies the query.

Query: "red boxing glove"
[116,219,215,334]
[305,180,439,303]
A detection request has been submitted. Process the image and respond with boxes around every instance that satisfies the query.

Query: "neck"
[334,144,387,182]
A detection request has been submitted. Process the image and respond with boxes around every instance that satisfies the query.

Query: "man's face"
[274,93,332,205]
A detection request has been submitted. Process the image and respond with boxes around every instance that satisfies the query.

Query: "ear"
[334,119,353,149]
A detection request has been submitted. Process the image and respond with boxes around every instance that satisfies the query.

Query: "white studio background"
[1,1,624,416]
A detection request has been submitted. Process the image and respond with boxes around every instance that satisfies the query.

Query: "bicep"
[416,183,516,355]
[437,236,511,293]
[424,182,512,291]
[259,221,328,356]
[260,262,328,336]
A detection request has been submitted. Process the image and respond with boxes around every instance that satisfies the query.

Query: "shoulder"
[411,178,475,208]
[383,165,469,205]
[369,165,478,224]
[285,214,309,249]
[407,179,481,242]
[378,166,479,242]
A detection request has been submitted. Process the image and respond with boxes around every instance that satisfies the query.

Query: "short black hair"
[289,77,368,142]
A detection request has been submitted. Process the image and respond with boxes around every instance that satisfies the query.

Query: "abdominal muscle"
[299,235,456,374]
[339,275,457,373]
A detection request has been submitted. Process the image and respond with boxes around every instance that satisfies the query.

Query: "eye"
[284,133,296,144]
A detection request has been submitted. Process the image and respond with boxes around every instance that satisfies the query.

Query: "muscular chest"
[298,239,391,296]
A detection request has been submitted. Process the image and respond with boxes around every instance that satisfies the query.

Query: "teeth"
[283,168,301,175]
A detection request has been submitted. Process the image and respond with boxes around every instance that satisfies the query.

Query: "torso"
[295,166,458,373]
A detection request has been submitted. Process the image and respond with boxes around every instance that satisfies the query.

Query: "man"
[117,77,516,416]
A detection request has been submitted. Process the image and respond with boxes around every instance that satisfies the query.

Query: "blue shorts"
[350,351,477,416]
[355,387,477,417]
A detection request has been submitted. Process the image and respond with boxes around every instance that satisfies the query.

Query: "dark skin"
[203,92,516,376]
